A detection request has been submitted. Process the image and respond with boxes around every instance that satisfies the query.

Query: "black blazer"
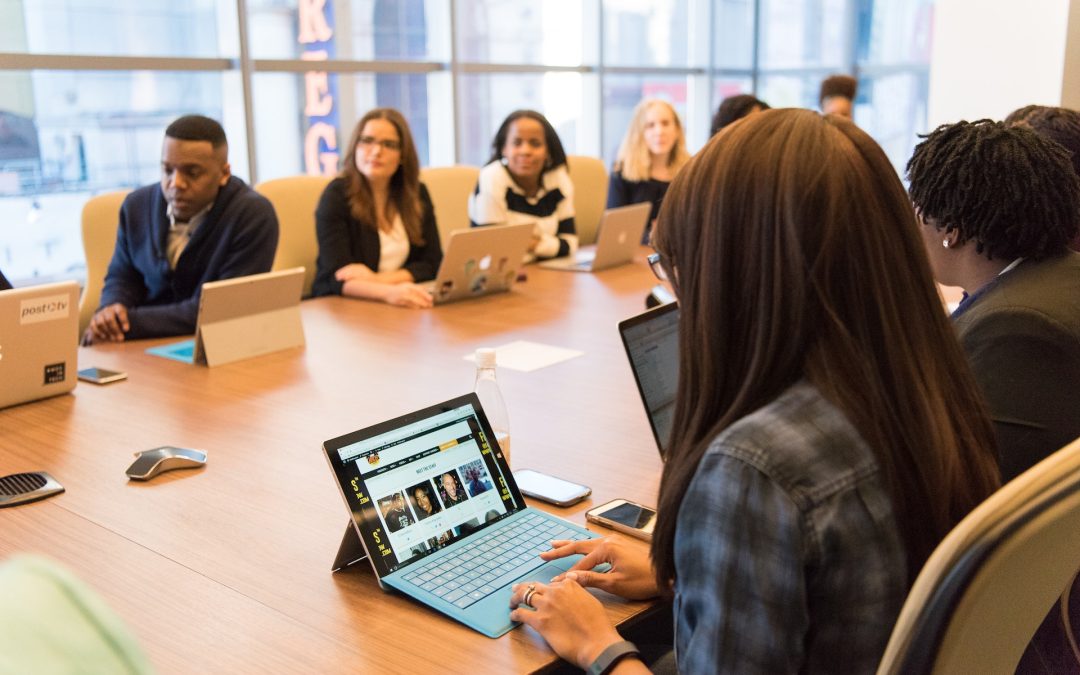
[312,178,442,297]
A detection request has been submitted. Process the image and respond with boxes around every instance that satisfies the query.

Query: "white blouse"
[377,214,409,273]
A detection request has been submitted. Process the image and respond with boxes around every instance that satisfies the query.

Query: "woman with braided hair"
[907,119,1080,482]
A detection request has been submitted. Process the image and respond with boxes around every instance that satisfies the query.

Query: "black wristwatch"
[587,640,641,675]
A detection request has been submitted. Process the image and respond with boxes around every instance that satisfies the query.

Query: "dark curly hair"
[1006,105,1080,179]
[906,119,1080,261]
[710,94,770,136]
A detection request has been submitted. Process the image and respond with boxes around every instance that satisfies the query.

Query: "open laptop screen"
[618,302,679,458]
[323,395,522,576]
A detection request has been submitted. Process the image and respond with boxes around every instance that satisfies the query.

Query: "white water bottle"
[474,348,510,463]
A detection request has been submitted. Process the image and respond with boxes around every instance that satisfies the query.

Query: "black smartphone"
[77,367,128,384]
[513,469,591,507]
[585,499,657,541]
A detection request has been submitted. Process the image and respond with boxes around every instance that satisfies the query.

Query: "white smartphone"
[585,499,657,541]
[513,469,591,507]
[77,367,128,384]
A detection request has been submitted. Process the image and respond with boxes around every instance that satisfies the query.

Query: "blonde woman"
[606,99,691,243]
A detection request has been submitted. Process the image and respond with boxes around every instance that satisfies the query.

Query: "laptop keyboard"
[400,512,590,609]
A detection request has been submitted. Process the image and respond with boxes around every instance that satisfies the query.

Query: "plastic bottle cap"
[475,348,497,368]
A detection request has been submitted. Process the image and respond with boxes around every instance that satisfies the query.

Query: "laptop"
[540,202,651,272]
[618,301,679,458]
[322,393,598,637]
[0,281,79,409]
[423,223,533,305]
[147,268,305,367]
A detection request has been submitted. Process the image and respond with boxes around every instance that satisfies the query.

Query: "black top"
[312,178,443,297]
[606,171,669,244]
[0,268,11,291]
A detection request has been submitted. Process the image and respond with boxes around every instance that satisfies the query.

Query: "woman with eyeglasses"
[468,110,577,261]
[506,109,1000,674]
[312,108,442,308]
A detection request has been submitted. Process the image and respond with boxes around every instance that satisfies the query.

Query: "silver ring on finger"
[522,584,537,608]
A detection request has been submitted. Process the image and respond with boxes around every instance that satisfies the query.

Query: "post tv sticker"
[19,294,70,325]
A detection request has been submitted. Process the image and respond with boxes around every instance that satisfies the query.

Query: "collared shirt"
[673,380,907,674]
[166,202,213,270]
[951,257,1024,319]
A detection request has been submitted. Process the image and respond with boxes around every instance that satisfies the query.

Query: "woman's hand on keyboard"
[542,538,659,600]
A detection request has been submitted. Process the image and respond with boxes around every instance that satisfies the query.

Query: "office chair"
[79,190,130,335]
[255,175,331,299]
[877,436,1080,674]
[565,155,609,246]
[419,165,481,249]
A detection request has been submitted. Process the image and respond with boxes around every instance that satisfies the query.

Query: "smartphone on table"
[77,367,127,384]
[585,499,657,541]
[513,468,591,507]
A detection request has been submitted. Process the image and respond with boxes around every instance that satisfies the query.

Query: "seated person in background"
[507,109,999,673]
[312,108,442,308]
[907,119,1080,482]
[819,74,857,118]
[1005,105,1080,250]
[709,94,770,136]
[84,115,279,344]
[468,110,577,261]
[607,98,691,244]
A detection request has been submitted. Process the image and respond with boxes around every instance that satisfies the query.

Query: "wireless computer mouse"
[126,446,207,481]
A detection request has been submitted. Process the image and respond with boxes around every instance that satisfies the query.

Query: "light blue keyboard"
[400,512,590,609]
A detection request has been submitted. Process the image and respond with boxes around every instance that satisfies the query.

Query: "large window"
[0,0,933,285]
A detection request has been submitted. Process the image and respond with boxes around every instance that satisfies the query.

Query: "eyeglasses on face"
[647,252,668,282]
[358,136,402,152]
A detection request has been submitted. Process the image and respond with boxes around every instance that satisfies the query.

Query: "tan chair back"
[419,165,481,249]
[877,437,1080,674]
[565,155,609,246]
[255,175,331,298]
[79,190,130,335]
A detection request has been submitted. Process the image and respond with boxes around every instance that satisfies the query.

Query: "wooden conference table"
[0,256,665,673]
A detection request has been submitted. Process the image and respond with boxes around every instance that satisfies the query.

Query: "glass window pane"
[714,0,755,69]
[759,0,852,69]
[0,70,245,284]
[856,71,929,177]
[253,71,441,181]
[245,0,448,61]
[604,0,690,68]
[457,73,587,167]
[602,75,689,166]
[456,1,589,66]
[856,0,934,65]
[757,73,824,110]
[3,0,238,57]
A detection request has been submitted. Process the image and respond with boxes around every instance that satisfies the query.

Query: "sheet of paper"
[463,340,583,373]
[146,339,196,364]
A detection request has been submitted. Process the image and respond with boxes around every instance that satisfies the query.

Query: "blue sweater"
[98,176,279,339]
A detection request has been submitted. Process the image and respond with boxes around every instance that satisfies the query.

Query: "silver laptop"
[147,268,305,367]
[0,281,79,409]
[540,202,651,272]
[618,301,679,458]
[323,393,598,638]
[426,223,533,305]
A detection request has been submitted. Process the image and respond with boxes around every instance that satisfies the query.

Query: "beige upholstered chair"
[419,165,481,249]
[565,155,609,246]
[79,190,130,335]
[877,437,1080,674]
[255,175,331,298]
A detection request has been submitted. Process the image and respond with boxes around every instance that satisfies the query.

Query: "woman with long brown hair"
[313,108,442,307]
[507,109,1000,673]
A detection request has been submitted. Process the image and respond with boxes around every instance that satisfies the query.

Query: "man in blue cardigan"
[83,115,279,344]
